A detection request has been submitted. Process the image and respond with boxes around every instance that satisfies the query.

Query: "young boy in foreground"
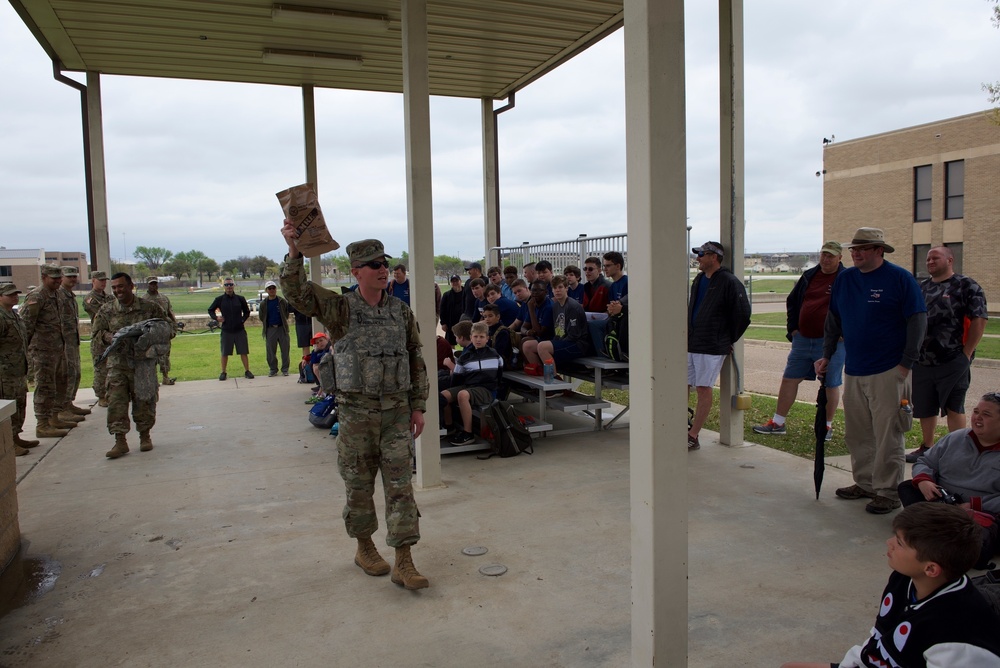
[440,322,502,446]
[782,503,1000,668]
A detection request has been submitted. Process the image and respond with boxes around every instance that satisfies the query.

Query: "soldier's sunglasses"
[355,260,390,270]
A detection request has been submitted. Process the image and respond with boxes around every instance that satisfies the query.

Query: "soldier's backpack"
[477,400,533,459]
[603,313,629,362]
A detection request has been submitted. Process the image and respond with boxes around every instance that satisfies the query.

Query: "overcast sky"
[1,1,997,265]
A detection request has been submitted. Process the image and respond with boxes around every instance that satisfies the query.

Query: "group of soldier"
[0,265,172,459]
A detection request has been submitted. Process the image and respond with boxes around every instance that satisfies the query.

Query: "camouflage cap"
[820,241,843,256]
[40,264,63,278]
[346,239,391,265]
[91,271,108,280]
[60,266,80,277]
[0,283,21,296]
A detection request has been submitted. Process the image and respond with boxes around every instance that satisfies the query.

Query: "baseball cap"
[820,241,843,255]
[147,277,159,283]
[449,274,461,282]
[692,242,724,257]
[40,264,62,278]
[0,283,20,296]
[60,266,80,278]
[464,262,483,271]
[91,271,108,280]
[310,333,328,345]
[264,280,277,289]
[346,239,391,265]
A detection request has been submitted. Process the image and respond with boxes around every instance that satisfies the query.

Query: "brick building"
[0,248,44,289]
[823,110,1000,312]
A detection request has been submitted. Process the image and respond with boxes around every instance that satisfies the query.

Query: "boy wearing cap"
[0,282,39,454]
[687,242,751,450]
[145,278,177,384]
[439,274,464,346]
[259,280,290,377]
[84,271,114,406]
[280,221,430,590]
[754,241,847,439]
[816,227,927,515]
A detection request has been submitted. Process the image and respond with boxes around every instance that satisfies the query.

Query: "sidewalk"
[2,377,908,666]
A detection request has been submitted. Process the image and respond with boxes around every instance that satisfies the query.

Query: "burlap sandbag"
[276,183,340,256]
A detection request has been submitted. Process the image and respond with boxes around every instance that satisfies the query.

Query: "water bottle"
[543,358,555,384]
[898,399,913,433]
[330,421,339,437]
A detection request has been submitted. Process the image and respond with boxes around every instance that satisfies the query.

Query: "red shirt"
[436,336,455,371]
[797,270,837,338]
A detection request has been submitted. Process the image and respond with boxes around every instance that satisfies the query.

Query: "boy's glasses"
[355,260,390,270]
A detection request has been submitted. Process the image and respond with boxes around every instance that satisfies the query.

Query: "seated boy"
[441,322,503,446]
[436,334,456,390]
[483,283,519,326]
[564,265,585,303]
[781,503,1000,668]
[521,275,590,377]
[451,320,473,353]
[305,333,330,403]
[466,278,487,323]
[481,303,512,367]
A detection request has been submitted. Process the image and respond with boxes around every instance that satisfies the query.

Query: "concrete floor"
[0,376,931,667]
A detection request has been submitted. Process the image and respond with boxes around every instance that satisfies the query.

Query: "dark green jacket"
[259,295,290,337]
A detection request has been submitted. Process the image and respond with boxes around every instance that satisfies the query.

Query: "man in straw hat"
[815,228,926,515]
[279,222,430,590]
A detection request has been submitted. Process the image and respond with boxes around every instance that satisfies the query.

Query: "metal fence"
[488,233,628,273]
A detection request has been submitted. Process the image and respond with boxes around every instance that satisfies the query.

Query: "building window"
[914,165,932,222]
[0,266,11,277]
[945,242,963,274]
[945,160,964,219]
[913,244,930,278]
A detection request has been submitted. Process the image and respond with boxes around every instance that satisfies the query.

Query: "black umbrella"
[813,375,828,499]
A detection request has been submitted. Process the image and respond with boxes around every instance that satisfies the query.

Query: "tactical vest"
[332,290,411,396]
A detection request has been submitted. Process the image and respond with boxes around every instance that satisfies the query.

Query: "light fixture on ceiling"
[262,48,363,70]
[271,4,389,32]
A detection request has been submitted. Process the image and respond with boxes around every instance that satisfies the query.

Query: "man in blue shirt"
[259,280,290,376]
[816,228,927,515]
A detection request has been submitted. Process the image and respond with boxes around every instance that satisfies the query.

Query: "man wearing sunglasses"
[207,279,254,381]
[815,227,926,515]
[687,241,751,451]
[279,221,430,590]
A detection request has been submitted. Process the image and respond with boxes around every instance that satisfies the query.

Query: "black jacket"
[687,266,751,355]
[440,287,465,328]
[784,262,844,340]
[208,293,250,333]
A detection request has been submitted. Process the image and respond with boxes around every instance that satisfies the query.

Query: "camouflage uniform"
[144,288,175,380]
[22,269,66,422]
[92,296,168,436]
[280,248,428,549]
[58,281,82,408]
[0,285,30,441]
[83,279,114,401]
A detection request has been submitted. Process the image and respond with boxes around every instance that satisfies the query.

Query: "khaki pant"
[843,367,910,500]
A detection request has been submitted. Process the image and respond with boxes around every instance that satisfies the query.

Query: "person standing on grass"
[259,280,291,377]
[687,242,751,452]
[816,228,926,515]
[753,241,845,440]
[208,279,253,381]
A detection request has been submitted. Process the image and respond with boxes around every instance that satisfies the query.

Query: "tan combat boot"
[106,434,129,459]
[14,444,29,456]
[97,397,109,408]
[14,433,40,449]
[139,431,153,452]
[354,536,391,576]
[36,419,70,438]
[68,404,92,416]
[391,545,429,590]
[55,412,83,425]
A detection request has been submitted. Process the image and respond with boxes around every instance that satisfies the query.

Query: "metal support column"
[302,85,323,335]
[402,0,442,488]
[717,0,746,446]
[85,72,111,273]
[623,0,689,664]
[481,98,499,253]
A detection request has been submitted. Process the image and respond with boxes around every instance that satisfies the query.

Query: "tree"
[221,259,241,280]
[236,256,253,279]
[162,256,192,281]
[133,246,173,270]
[250,255,273,278]
[986,0,1000,123]
[198,258,220,282]
[434,254,464,279]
